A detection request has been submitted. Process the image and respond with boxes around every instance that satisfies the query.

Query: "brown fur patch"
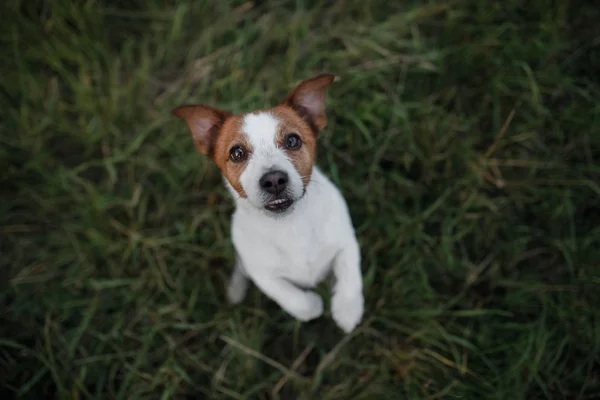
[271,105,318,187]
[212,116,251,198]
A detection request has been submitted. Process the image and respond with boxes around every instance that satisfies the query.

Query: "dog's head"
[172,74,335,215]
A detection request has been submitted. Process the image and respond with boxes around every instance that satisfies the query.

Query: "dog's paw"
[292,292,324,322]
[226,285,245,305]
[331,290,364,333]
[226,273,248,305]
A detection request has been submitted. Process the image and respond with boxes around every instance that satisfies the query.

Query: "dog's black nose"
[259,170,288,195]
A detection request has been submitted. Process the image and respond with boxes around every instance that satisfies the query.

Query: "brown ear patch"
[171,105,231,157]
[283,73,335,134]
[172,105,251,198]
[271,105,318,188]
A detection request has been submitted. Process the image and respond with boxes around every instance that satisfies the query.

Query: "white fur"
[224,112,364,333]
[238,112,305,209]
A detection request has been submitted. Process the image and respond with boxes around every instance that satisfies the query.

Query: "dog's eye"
[229,145,247,162]
[284,133,302,150]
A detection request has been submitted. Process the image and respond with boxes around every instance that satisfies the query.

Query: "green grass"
[2,0,600,398]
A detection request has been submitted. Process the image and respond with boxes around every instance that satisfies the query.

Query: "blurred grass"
[1,0,600,398]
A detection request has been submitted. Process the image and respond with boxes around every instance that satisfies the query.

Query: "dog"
[172,74,364,333]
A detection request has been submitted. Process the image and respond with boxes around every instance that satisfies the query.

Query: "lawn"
[2,0,600,398]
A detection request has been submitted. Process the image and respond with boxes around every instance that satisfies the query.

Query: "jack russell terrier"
[172,74,364,333]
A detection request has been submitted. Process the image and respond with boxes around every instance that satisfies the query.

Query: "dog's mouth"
[264,197,294,213]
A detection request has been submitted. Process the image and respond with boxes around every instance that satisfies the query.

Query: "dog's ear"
[171,105,231,157]
[282,73,335,133]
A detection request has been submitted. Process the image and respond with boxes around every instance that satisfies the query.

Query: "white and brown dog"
[172,74,363,333]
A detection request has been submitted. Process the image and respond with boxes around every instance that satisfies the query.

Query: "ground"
[2,1,600,399]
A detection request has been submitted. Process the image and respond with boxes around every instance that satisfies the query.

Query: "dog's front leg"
[252,275,323,322]
[331,237,364,333]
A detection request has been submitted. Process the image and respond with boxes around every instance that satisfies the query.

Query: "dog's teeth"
[269,199,287,205]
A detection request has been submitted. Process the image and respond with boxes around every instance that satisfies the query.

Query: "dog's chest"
[234,215,339,288]
[271,225,338,287]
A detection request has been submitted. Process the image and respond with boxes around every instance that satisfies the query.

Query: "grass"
[2,0,600,398]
